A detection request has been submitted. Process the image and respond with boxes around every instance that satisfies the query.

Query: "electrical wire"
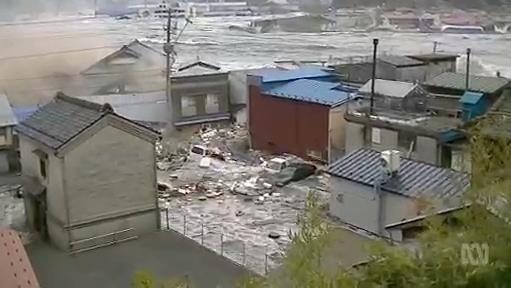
[0,46,121,61]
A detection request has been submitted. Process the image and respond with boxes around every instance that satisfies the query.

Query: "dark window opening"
[39,158,47,179]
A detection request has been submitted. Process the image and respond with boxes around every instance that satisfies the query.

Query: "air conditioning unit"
[381,150,400,174]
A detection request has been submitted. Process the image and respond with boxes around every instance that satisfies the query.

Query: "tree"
[239,127,511,287]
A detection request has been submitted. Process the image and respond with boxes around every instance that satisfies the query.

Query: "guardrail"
[69,228,137,254]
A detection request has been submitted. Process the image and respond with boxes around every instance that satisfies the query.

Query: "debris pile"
[156,125,254,172]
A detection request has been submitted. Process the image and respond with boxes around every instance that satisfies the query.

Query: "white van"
[189,145,209,161]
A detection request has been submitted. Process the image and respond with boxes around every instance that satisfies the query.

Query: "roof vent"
[381,150,400,176]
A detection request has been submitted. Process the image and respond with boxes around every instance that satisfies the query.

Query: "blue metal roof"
[328,148,469,200]
[250,66,333,83]
[263,79,355,106]
[460,91,484,104]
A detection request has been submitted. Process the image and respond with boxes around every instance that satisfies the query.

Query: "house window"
[0,128,6,146]
[398,131,416,151]
[205,94,220,114]
[181,96,198,117]
[39,158,47,179]
[371,128,381,144]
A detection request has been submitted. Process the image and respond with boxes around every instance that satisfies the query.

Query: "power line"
[0,46,120,61]
[0,69,164,82]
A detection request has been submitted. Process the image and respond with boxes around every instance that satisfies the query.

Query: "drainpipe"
[465,48,471,91]
[370,38,379,115]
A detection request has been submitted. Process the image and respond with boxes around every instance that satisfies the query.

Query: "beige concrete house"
[17,93,160,252]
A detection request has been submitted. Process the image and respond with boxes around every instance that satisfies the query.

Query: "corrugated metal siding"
[328,148,469,200]
[249,85,330,160]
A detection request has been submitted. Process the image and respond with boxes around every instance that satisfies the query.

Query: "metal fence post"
[183,215,187,235]
[201,223,204,245]
[220,233,224,256]
[264,253,268,275]
[165,208,170,230]
[242,242,246,265]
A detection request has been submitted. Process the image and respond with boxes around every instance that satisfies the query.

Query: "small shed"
[358,79,427,112]
[459,91,487,122]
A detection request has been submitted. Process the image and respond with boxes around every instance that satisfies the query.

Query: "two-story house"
[345,78,464,169]
[170,61,231,128]
[17,93,160,252]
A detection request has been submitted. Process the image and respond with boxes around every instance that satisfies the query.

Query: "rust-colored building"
[248,67,356,162]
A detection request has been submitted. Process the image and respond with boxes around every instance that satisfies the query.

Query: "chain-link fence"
[161,208,276,275]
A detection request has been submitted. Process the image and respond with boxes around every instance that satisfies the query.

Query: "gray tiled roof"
[425,72,510,94]
[16,93,112,150]
[379,55,423,67]
[328,148,470,200]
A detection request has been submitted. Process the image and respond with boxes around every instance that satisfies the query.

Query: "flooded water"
[1,16,511,76]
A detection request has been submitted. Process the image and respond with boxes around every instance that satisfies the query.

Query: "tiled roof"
[16,93,113,150]
[249,66,333,83]
[328,148,469,200]
[425,72,510,94]
[359,79,418,98]
[263,79,356,106]
[379,55,423,67]
[0,94,17,127]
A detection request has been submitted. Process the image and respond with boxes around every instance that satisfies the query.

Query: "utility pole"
[466,48,471,91]
[370,38,379,115]
[163,4,173,123]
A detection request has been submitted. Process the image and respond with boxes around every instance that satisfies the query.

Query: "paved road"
[26,230,251,288]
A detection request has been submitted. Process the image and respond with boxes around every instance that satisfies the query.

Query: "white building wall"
[345,122,365,154]
[396,66,427,83]
[328,105,347,162]
[329,177,417,235]
[228,70,249,105]
[64,125,158,246]
[415,136,438,165]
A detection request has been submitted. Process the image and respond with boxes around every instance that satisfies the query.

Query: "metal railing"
[69,228,137,254]
[161,208,274,275]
